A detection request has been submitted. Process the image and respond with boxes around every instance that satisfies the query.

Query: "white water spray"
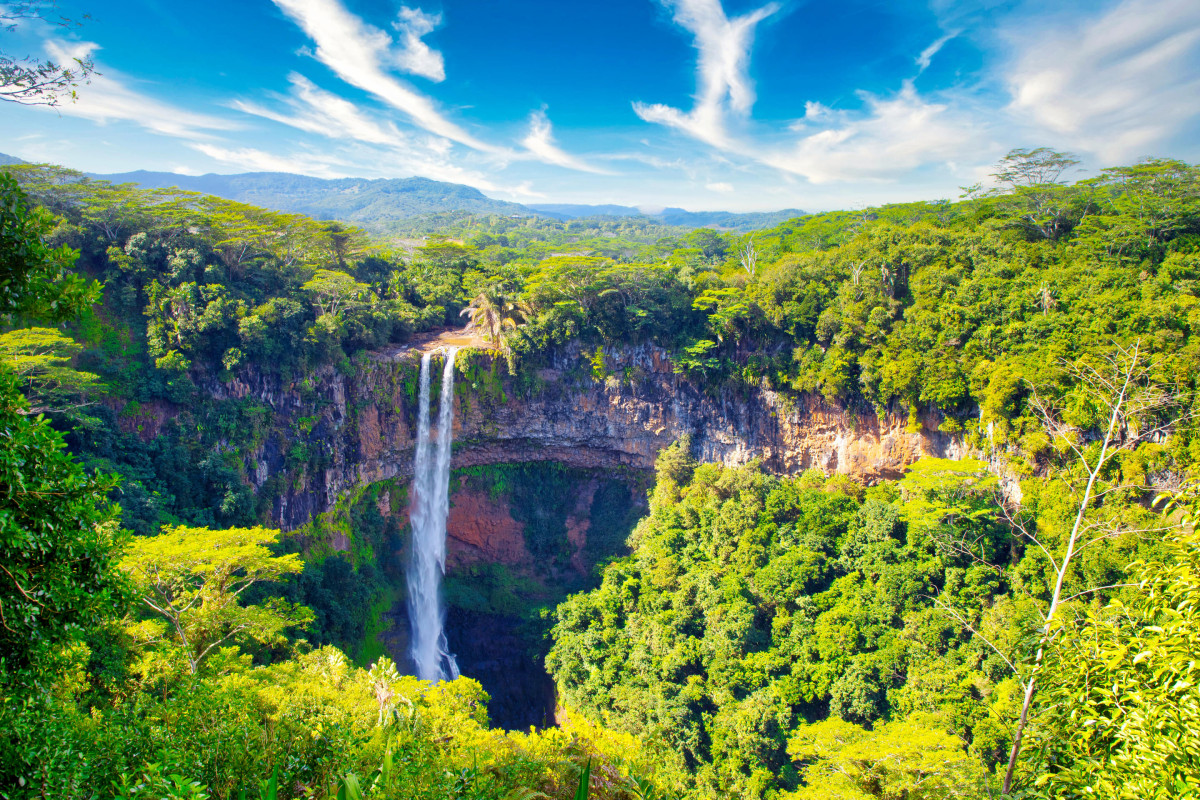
[407,347,460,683]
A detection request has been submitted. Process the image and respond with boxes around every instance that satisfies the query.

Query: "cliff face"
[360,462,645,730]
[206,342,967,530]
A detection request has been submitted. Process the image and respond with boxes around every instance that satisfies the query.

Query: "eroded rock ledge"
[206,343,967,529]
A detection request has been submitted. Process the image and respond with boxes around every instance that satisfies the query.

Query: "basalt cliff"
[201,342,968,531]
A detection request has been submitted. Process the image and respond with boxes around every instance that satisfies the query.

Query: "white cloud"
[706,181,734,192]
[229,72,540,194]
[633,0,779,148]
[916,30,958,73]
[393,6,445,82]
[190,143,352,177]
[271,0,499,152]
[1004,0,1200,161]
[35,40,236,140]
[765,81,981,183]
[233,72,411,149]
[195,129,535,198]
[521,109,611,174]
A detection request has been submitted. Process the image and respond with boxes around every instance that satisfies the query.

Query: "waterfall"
[407,347,460,683]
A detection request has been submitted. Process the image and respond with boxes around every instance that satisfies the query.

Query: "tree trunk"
[1000,358,1130,793]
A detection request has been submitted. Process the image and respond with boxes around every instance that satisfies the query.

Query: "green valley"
[2,147,1199,800]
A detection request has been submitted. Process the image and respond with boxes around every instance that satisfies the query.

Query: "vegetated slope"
[0,168,675,800]
[527,202,807,231]
[549,444,1195,799]
[89,163,802,234]
[4,155,1198,551]
[6,150,805,236]
[3,153,1200,799]
[90,168,533,229]
[655,206,806,230]
[527,203,647,219]
[372,207,698,247]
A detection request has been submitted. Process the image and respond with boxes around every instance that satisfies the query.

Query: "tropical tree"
[1,2,95,106]
[121,525,313,673]
[460,283,525,348]
[0,326,100,414]
[0,172,99,322]
[1075,158,1200,256]
[998,342,1179,793]
[302,269,370,318]
[0,368,126,669]
[1018,529,1200,798]
[989,147,1082,241]
[785,714,991,799]
[0,174,124,671]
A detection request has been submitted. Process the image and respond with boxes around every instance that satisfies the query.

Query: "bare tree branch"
[1001,339,1183,792]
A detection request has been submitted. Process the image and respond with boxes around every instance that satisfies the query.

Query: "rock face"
[208,342,967,530]
[363,466,642,730]
[204,342,970,727]
[444,485,531,570]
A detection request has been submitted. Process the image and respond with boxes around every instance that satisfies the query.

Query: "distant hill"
[527,203,643,219]
[657,207,806,230]
[89,170,533,233]
[0,152,805,234]
[528,202,805,231]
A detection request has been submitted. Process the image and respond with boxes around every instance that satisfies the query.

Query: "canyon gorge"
[177,340,973,727]
[202,341,970,532]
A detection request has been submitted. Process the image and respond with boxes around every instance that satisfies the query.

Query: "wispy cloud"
[38,40,236,140]
[766,81,981,183]
[392,6,445,82]
[916,30,958,73]
[632,0,985,187]
[231,72,531,192]
[190,143,351,177]
[633,0,779,148]
[521,109,611,174]
[1003,0,1200,161]
[233,72,410,148]
[271,0,498,152]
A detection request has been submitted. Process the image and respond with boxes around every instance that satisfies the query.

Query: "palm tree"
[460,283,525,350]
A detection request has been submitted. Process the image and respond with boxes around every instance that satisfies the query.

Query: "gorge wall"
[370,463,649,729]
[204,341,968,530]
[192,341,970,729]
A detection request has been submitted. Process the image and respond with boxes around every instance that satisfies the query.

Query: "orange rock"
[445,489,530,568]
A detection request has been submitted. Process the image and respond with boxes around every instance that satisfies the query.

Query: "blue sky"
[2,0,1199,211]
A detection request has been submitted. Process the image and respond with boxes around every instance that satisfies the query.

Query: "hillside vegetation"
[2,150,1200,798]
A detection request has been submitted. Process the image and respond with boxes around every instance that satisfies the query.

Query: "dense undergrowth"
[547,443,1173,797]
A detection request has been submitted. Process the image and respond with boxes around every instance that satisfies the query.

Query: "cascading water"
[407,347,460,683]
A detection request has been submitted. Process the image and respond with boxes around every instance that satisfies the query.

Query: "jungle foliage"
[3,151,1200,798]
[0,174,672,800]
[547,442,1186,798]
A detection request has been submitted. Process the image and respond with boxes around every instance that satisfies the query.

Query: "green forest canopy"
[2,151,1200,798]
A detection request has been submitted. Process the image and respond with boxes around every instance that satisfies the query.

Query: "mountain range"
[526,203,805,230]
[0,153,804,233]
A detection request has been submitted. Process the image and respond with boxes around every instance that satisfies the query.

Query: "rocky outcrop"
[208,342,968,530]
